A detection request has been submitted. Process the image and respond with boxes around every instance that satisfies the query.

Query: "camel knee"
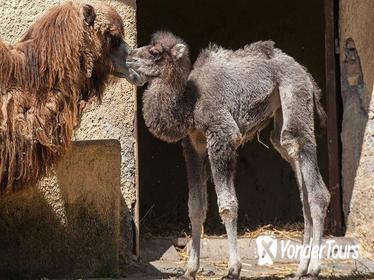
[280,130,303,158]
[317,189,330,211]
[217,194,238,222]
[320,187,331,210]
[270,130,291,161]
[309,186,330,219]
[189,209,206,224]
[188,200,207,224]
[219,206,238,223]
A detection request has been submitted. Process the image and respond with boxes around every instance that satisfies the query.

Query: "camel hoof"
[284,274,319,280]
[303,276,319,280]
[176,274,195,280]
[221,266,240,279]
[221,276,239,280]
[284,276,300,280]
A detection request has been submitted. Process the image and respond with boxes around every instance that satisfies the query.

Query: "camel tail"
[312,79,327,128]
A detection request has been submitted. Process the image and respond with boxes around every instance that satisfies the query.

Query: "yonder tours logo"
[256,235,359,266]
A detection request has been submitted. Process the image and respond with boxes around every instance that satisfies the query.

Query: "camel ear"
[172,43,187,60]
[83,4,96,26]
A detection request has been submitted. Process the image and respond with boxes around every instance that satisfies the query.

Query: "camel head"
[126,31,190,86]
[76,0,144,86]
[16,0,144,97]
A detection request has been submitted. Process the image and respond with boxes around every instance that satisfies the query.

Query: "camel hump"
[250,40,275,59]
[235,40,275,59]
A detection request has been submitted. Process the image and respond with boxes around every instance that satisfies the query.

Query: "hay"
[175,223,305,264]
[242,223,304,241]
[176,246,189,262]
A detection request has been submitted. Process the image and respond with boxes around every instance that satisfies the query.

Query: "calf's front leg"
[178,137,208,280]
[207,129,241,279]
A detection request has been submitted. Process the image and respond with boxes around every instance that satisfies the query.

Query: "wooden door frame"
[324,0,344,236]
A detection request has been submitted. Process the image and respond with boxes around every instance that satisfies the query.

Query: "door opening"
[136,0,329,239]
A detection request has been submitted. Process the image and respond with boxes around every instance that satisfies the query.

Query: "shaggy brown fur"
[0,1,135,194]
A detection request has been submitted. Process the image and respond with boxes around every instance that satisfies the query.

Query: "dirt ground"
[128,229,374,280]
[122,258,374,280]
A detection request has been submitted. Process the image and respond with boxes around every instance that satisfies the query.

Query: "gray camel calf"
[127,31,330,280]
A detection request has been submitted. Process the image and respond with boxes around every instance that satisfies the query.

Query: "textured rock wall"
[0,0,138,258]
[340,0,374,257]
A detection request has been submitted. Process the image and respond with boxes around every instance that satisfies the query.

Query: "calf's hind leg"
[277,84,330,279]
[270,108,312,278]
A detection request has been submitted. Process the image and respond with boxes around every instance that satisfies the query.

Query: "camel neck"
[142,73,195,143]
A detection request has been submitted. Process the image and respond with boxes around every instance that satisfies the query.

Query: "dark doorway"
[136,0,327,236]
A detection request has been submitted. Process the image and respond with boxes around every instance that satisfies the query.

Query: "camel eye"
[110,35,122,48]
[149,48,162,60]
[106,32,122,48]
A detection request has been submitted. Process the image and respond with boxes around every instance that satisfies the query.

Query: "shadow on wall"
[136,0,327,236]
[0,191,116,278]
[340,39,367,222]
[339,3,374,258]
[340,38,374,255]
[0,140,121,278]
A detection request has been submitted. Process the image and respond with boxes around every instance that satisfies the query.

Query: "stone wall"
[0,0,138,259]
[340,0,374,257]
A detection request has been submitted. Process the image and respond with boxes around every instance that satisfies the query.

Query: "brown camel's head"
[18,0,143,98]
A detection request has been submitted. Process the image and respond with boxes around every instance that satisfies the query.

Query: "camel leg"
[178,137,208,280]
[206,118,242,280]
[270,108,312,278]
[277,85,330,279]
[287,144,329,279]
[300,149,330,277]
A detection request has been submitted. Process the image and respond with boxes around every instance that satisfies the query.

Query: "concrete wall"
[340,0,374,257]
[0,0,138,260]
[0,141,121,278]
